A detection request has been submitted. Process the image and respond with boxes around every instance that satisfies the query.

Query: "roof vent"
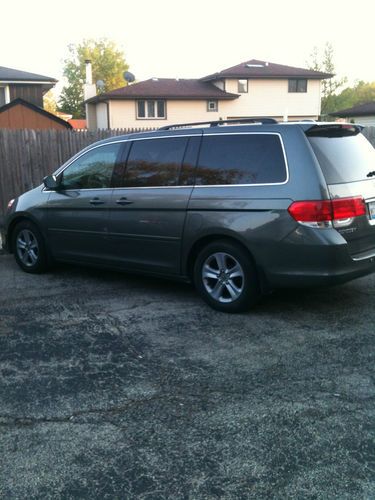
[246,63,265,68]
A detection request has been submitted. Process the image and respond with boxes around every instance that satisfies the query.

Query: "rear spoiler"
[304,123,364,137]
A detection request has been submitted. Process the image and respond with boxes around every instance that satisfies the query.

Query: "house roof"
[201,59,333,81]
[86,78,239,103]
[0,66,57,83]
[0,98,72,128]
[330,101,375,117]
[68,119,87,129]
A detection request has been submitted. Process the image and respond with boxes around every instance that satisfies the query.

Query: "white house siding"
[0,85,10,105]
[96,78,322,129]
[108,99,222,129]
[86,103,97,129]
[351,116,375,127]
[220,79,322,120]
[96,102,108,129]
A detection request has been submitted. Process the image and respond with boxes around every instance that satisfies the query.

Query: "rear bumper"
[266,257,375,288]
[257,230,375,288]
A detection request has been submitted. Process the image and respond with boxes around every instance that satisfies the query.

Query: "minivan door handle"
[89,197,105,205]
[116,197,133,206]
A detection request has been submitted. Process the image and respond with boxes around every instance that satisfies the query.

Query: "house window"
[137,99,166,119]
[207,100,218,112]
[238,79,248,93]
[288,79,307,93]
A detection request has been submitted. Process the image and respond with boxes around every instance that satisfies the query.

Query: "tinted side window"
[196,134,287,185]
[123,137,188,187]
[61,143,122,189]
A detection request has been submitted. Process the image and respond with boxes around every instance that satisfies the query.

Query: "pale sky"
[2,0,374,95]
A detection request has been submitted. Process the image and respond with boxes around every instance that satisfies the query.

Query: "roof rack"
[159,117,278,130]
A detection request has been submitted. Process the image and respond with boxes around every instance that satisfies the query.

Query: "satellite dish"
[123,71,135,83]
[96,80,105,90]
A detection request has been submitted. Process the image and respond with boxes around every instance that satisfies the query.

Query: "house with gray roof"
[331,102,375,127]
[0,66,57,109]
[85,59,332,130]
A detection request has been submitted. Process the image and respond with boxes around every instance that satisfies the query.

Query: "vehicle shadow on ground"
[50,261,370,317]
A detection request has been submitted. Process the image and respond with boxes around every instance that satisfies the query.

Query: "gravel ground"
[0,253,374,499]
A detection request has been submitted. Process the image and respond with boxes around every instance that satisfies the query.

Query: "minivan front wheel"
[12,221,48,273]
[194,240,260,313]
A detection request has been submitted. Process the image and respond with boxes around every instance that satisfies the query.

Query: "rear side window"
[308,133,375,184]
[195,134,287,185]
[123,137,188,187]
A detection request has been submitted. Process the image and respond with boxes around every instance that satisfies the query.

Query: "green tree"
[59,38,129,118]
[334,81,375,111]
[43,90,57,115]
[307,42,347,116]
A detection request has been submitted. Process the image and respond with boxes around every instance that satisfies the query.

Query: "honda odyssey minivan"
[3,118,375,312]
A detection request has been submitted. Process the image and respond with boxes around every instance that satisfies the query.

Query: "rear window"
[308,133,375,184]
[195,133,287,185]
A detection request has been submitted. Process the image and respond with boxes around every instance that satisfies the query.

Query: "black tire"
[12,220,49,274]
[193,240,260,313]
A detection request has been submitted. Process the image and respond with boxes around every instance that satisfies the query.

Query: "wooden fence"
[0,128,154,217]
[1,126,375,218]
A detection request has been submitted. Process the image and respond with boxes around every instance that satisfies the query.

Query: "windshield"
[308,133,375,184]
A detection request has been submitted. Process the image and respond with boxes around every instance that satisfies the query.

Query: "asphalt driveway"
[0,253,374,499]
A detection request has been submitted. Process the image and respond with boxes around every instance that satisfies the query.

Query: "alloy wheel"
[201,252,245,303]
[16,229,39,267]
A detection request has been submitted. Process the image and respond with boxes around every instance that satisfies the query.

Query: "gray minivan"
[3,119,375,312]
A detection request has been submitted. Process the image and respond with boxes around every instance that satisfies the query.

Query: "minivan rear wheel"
[193,240,260,313]
[12,220,49,273]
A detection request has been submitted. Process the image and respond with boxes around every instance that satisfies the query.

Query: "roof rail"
[159,117,278,130]
[284,119,317,123]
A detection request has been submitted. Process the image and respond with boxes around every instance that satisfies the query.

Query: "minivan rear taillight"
[288,196,366,228]
[331,196,367,219]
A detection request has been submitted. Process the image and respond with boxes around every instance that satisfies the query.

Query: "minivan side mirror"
[43,174,60,190]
